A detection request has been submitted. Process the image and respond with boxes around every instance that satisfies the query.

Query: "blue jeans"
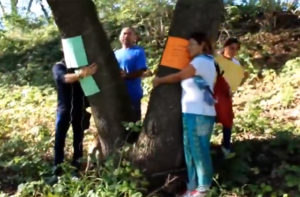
[182,113,215,192]
[54,108,86,166]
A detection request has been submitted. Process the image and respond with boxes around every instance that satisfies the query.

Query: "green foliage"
[224,3,262,26]
[0,22,60,86]
[122,121,143,133]
[281,57,300,76]
[210,131,300,196]
[232,57,300,135]
[238,0,290,12]
[238,44,260,73]
[223,0,299,33]
[2,14,48,32]
[0,84,147,196]
[257,0,282,11]
[280,84,295,107]
[0,84,55,194]
[225,5,242,24]
[13,148,147,197]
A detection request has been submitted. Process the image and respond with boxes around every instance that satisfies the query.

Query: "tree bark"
[10,0,18,15]
[132,0,224,175]
[46,0,133,158]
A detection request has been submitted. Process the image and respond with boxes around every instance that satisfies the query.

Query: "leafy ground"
[0,12,300,197]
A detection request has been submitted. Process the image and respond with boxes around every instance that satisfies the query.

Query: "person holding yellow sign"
[215,38,244,158]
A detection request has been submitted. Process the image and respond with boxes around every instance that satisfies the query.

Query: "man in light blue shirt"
[115,27,147,122]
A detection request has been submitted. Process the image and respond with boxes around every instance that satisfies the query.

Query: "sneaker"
[46,175,58,185]
[181,190,208,197]
[71,170,80,180]
[190,190,208,197]
[180,190,192,197]
[221,146,236,159]
[52,165,63,176]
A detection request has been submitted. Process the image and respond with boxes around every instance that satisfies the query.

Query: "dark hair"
[189,32,213,55]
[223,37,240,48]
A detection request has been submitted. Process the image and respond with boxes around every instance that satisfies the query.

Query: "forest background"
[0,0,300,196]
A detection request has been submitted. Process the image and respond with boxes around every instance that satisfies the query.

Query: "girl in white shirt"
[153,32,216,197]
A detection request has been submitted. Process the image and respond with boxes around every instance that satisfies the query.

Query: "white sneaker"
[221,146,236,159]
[181,190,208,197]
[181,190,192,197]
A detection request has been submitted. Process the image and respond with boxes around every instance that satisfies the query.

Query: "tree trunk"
[132,0,224,175]
[0,1,6,16]
[26,0,34,14]
[46,0,133,158]
[10,0,18,15]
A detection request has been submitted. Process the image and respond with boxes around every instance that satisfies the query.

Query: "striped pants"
[182,113,215,192]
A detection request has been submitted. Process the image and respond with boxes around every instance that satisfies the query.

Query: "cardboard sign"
[160,36,190,70]
[215,55,244,92]
[62,35,100,96]
[77,74,100,96]
[62,36,88,68]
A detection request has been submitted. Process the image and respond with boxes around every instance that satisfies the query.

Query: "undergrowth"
[0,6,300,196]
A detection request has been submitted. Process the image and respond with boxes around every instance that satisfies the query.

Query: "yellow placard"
[160,36,190,70]
[215,55,244,92]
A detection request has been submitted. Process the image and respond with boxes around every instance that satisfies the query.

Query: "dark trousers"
[125,99,141,143]
[54,108,85,166]
[131,99,141,122]
[222,127,232,150]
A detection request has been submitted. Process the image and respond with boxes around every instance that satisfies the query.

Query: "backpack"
[213,62,234,128]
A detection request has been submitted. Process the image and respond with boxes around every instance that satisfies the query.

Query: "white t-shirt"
[181,55,216,116]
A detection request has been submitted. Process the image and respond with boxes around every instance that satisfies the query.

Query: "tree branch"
[27,0,34,14]
[0,0,6,16]
[146,174,179,197]
[40,1,49,20]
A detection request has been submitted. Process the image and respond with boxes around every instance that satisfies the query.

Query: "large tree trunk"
[10,0,18,15]
[46,0,133,158]
[132,0,224,175]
